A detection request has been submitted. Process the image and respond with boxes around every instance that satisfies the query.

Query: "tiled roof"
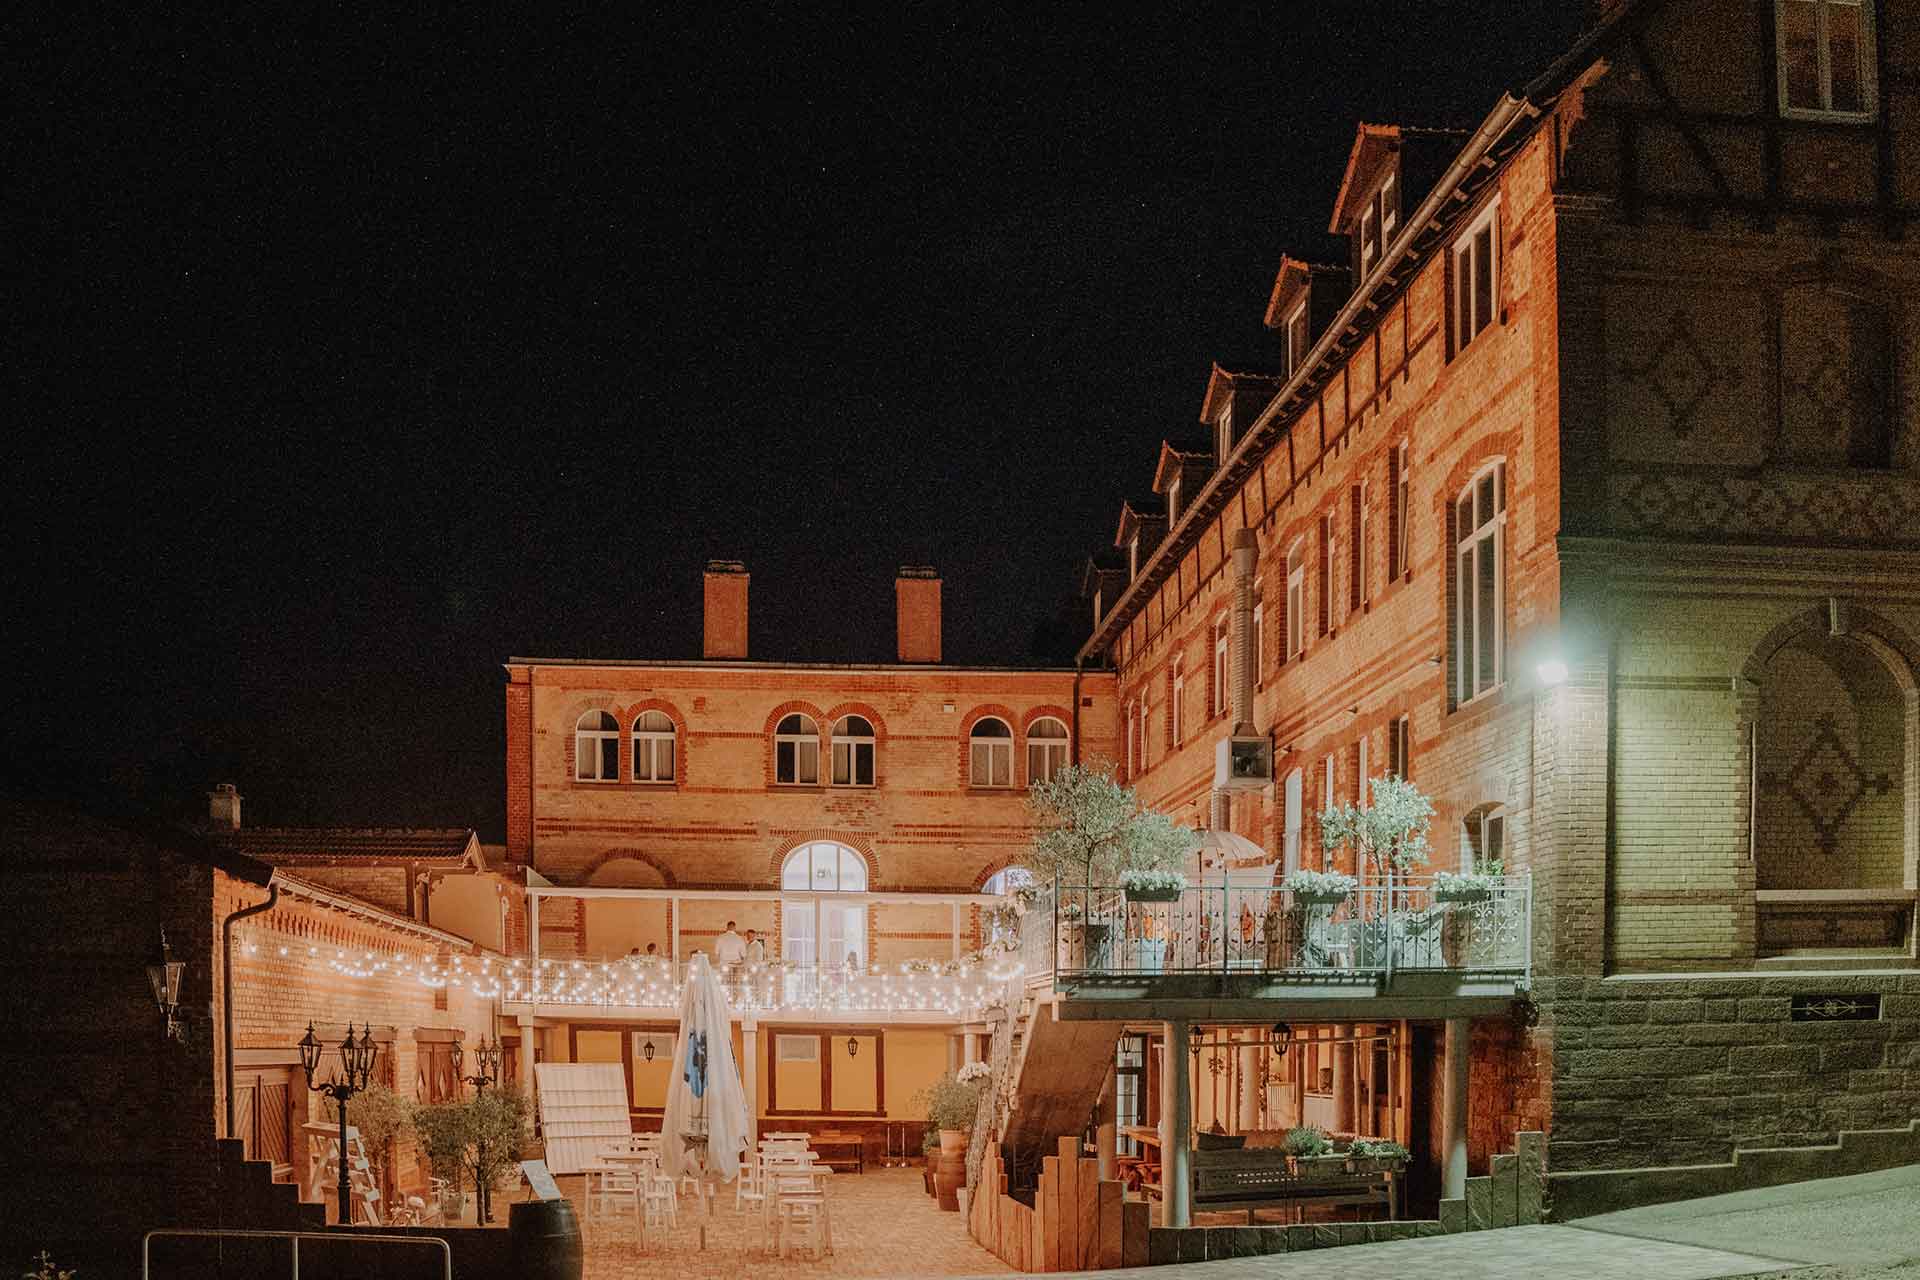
[220,827,482,867]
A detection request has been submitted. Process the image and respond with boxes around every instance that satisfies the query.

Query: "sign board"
[520,1159,563,1202]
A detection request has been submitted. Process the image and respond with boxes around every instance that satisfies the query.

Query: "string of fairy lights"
[236,929,1024,1017]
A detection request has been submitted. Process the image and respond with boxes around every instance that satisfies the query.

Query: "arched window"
[632,710,675,783]
[1027,717,1069,785]
[831,715,876,787]
[575,710,618,782]
[1462,803,1506,872]
[775,713,820,785]
[780,841,868,892]
[970,717,1014,788]
[1454,461,1506,704]
[982,865,1036,896]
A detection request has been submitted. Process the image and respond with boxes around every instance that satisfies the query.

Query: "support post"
[516,1014,535,1095]
[742,1022,759,1147]
[669,896,680,965]
[1332,1024,1355,1134]
[1096,1065,1117,1182]
[1238,1032,1261,1135]
[1164,1019,1192,1229]
[1443,1017,1470,1200]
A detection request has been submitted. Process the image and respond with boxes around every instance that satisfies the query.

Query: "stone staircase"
[215,1137,328,1232]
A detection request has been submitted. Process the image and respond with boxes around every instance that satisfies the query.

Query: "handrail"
[142,1228,452,1279]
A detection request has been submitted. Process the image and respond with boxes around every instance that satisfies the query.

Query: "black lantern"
[847,1037,859,1058]
[147,930,186,1042]
[642,1038,656,1063]
[299,1021,381,1224]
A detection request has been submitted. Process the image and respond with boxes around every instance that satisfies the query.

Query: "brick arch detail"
[579,848,678,888]
[620,697,688,786]
[560,693,623,782]
[763,830,883,889]
[822,700,889,788]
[761,700,829,788]
[971,852,1031,892]
[1740,604,1920,697]
[1021,703,1073,736]
[958,703,1023,788]
[1436,432,1519,508]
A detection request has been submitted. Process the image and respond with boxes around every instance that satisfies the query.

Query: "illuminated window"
[1252,584,1265,685]
[1139,701,1151,771]
[1463,805,1506,872]
[1390,441,1411,580]
[1286,541,1306,660]
[1318,512,1338,636]
[574,711,618,782]
[631,710,675,783]
[1778,0,1877,120]
[969,717,1014,788]
[780,840,868,892]
[1452,200,1500,351]
[775,713,820,785]
[1213,619,1229,716]
[1353,482,1369,609]
[1171,658,1186,746]
[1284,301,1310,376]
[831,715,875,787]
[1454,462,1507,704]
[1027,717,1070,785]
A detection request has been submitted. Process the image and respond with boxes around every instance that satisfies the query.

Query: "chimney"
[895,566,942,664]
[208,782,242,830]
[703,560,749,659]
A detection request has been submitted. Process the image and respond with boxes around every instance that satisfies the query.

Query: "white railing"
[1046,874,1531,981]
[142,1228,451,1279]
[506,955,1023,1016]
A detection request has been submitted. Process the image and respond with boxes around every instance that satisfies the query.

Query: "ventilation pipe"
[1209,528,1262,833]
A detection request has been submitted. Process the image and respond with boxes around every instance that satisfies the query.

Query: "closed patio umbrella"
[661,952,750,1185]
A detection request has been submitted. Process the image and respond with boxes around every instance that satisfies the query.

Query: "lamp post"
[452,1037,503,1223]
[299,1022,380,1224]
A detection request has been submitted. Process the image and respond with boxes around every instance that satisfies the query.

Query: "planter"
[1292,891,1348,906]
[939,1129,969,1154]
[437,1189,468,1223]
[1125,887,1182,903]
[1348,1157,1407,1175]
[1441,908,1482,967]
[1290,1155,1347,1178]
[1127,938,1167,972]
[934,1132,969,1212]
[924,1165,936,1196]
[1435,889,1494,905]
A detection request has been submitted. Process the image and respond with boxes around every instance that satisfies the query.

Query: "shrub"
[1282,1125,1332,1158]
[319,1080,410,1164]
[1349,1137,1410,1161]
[408,1099,475,1186]
[918,1070,988,1132]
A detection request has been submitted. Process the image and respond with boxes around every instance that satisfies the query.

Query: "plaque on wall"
[1788,994,1881,1022]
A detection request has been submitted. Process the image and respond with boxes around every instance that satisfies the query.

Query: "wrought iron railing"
[1046,874,1530,981]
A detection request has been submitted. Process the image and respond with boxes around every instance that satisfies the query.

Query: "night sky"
[10,4,1588,836]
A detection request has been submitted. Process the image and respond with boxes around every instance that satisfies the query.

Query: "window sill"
[772,781,824,789]
[830,783,877,790]
[1779,106,1876,125]
[966,785,1019,795]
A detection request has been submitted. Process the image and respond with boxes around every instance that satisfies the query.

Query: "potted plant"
[1433,860,1505,904]
[919,1066,990,1211]
[1121,866,1186,903]
[1280,868,1360,905]
[1347,1137,1410,1174]
[408,1099,474,1222]
[467,1087,531,1223]
[1282,1125,1340,1174]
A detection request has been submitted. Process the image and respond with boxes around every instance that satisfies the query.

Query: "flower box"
[1290,891,1349,906]
[1125,886,1182,903]
[1435,887,1494,904]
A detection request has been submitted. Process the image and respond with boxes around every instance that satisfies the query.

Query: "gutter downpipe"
[1071,661,1083,767]
[1074,93,1535,666]
[223,879,281,1138]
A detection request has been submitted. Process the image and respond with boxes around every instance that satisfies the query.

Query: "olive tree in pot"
[1026,763,1196,970]
[408,1099,474,1222]
[1312,775,1437,966]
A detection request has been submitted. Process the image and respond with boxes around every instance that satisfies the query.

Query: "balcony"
[1018,876,1532,1019]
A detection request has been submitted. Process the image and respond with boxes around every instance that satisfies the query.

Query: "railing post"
[290,1234,300,1279]
[1384,869,1395,984]
[1220,885,1229,976]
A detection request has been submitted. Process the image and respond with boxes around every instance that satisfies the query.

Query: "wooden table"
[808,1130,866,1173]
[1118,1126,1161,1195]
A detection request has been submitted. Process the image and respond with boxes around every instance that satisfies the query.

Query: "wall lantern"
[147,930,186,1042]
[847,1037,859,1058]
[642,1038,656,1063]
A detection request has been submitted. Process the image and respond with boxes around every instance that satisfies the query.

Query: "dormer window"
[1778,0,1877,121]
[1357,168,1400,278]
[1168,474,1182,524]
[1284,301,1310,377]
[1215,407,1233,465]
[1129,534,1141,579]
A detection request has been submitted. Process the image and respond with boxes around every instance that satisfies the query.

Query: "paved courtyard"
[566,1166,1011,1279]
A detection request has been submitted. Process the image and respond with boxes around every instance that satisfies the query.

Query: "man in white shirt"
[714,920,746,968]
[743,929,767,965]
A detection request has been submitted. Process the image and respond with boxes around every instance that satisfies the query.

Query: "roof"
[1113,497,1167,548]
[1199,362,1287,425]
[220,827,484,868]
[1262,256,1348,330]
[2,787,277,887]
[1328,123,1404,233]
[1152,438,1215,493]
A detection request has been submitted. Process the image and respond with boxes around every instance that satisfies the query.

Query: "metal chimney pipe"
[1230,528,1258,736]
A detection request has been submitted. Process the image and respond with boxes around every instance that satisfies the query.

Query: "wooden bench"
[1189,1149,1396,1223]
[808,1129,865,1173]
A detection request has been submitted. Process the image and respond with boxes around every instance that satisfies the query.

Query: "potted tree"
[918,1064,990,1211]
[1274,868,1359,967]
[409,1099,474,1222]
[1026,764,1197,973]
[1313,776,1437,967]
[467,1087,531,1224]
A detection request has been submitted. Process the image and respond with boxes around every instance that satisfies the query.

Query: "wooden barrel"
[933,1147,967,1211]
[509,1197,584,1280]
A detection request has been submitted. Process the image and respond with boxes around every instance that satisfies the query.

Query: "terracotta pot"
[933,1137,968,1211]
[939,1128,969,1154]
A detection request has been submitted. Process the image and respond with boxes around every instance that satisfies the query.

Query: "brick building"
[1069,0,1920,1221]
[498,562,1120,1153]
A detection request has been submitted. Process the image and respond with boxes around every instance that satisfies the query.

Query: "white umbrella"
[1186,830,1277,967]
[661,953,750,1184]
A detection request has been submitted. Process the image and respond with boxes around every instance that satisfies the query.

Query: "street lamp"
[299,1022,380,1224]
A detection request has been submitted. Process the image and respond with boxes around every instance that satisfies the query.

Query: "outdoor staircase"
[976,981,1123,1185]
[216,1137,326,1231]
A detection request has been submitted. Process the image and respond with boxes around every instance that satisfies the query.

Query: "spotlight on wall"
[1536,658,1570,687]
[147,930,186,1043]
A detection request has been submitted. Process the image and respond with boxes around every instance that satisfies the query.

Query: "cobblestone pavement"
[949,1224,1796,1280]
[569,1166,1012,1279]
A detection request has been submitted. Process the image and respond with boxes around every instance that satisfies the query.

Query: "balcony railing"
[1026,875,1531,983]
[501,954,1023,1017]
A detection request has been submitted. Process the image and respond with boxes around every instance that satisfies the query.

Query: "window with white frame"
[1357,734,1370,807]
[1357,169,1399,278]
[1129,534,1141,579]
[1284,301,1310,376]
[1286,541,1306,660]
[1463,805,1506,872]
[780,840,868,891]
[1212,619,1229,716]
[1778,0,1877,119]
[1320,753,1337,865]
[574,710,619,782]
[1318,512,1338,635]
[1390,714,1411,779]
[775,713,820,785]
[1252,583,1265,685]
[1216,406,1233,464]
[1027,717,1069,784]
[1139,701,1151,771]
[969,717,1014,788]
[1168,475,1182,524]
[1391,441,1411,580]
[1354,481,1370,609]
[831,715,876,787]
[1453,200,1500,351]
[1454,461,1507,704]
[631,710,675,783]
[1171,658,1185,746]
[1124,701,1135,776]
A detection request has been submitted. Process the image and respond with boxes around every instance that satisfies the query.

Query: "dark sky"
[9,3,1588,837]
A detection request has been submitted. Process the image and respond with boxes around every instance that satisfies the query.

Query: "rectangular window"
[1285,302,1310,376]
[1454,463,1507,704]
[1171,659,1185,746]
[1360,205,1380,275]
[418,1040,459,1104]
[831,740,874,787]
[1140,702,1152,770]
[1286,543,1306,660]
[1213,620,1229,716]
[1390,442,1410,580]
[776,737,819,786]
[1320,753,1337,868]
[1318,513,1337,635]
[1778,0,1877,119]
[1252,584,1265,685]
[1125,701,1136,776]
[1390,714,1411,780]
[1357,734,1370,807]
[777,1034,819,1062]
[1452,200,1500,351]
[1352,482,1368,610]
[1168,475,1182,524]
[1216,408,1233,464]
[1380,171,1398,241]
[970,739,1012,788]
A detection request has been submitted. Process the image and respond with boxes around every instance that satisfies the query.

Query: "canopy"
[660,953,750,1182]
[1186,829,1276,887]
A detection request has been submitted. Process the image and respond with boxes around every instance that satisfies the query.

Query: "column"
[1164,1019,1192,1229]
[1443,1017,1470,1200]
[1290,1027,1306,1129]
[963,1031,981,1066]
[669,896,680,965]
[516,1014,536,1094]
[951,901,963,962]
[741,1022,760,1147]
[949,1032,963,1075]
[1332,1025,1355,1133]
[1095,1066,1117,1182]
[1239,1032,1262,1135]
